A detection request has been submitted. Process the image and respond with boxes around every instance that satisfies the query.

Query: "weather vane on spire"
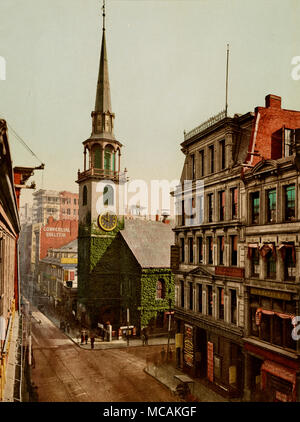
[102,0,106,31]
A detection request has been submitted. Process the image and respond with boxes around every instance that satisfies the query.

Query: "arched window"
[83,185,87,205]
[93,145,102,169]
[103,185,114,206]
[156,279,165,300]
[104,145,114,171]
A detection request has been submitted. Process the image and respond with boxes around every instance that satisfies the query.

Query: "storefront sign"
[207,342,214,382]
[215,266,244,278]
[183,324,194,367]
[61,257,77,264]
[229,365,237,385]
[250,288,291,301]
[175,333,183,348]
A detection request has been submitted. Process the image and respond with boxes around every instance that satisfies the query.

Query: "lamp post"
[166,298,174,359]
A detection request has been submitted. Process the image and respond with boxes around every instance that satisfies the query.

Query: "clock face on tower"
[97,211,118,232]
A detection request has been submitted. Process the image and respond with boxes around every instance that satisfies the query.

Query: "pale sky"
[1,0,300,207]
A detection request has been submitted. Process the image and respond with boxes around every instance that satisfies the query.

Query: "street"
[30,310,177,402]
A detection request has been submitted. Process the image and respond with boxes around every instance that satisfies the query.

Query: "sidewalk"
[145,362,229,402]
[35,307,175,350]
[2,312,20,402]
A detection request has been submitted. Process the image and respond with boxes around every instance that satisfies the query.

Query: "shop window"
[198,284,202,313]
[218,236,224,265]
[260,313,271,343]
[284,184,295,221]
[218,287,224,320]
[219,190,225,221]
[251,192,260,224]
[231,187,238,219]
[207,285,213,316]
[267,189,276,223]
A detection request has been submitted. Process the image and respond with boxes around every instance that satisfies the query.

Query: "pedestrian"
[85,332,88,345]
[66,322,70,334]
[160,347,166,363]
[142,327,148,346]
[81,329,86,344]
[144,327,149,345]
[90,335,95,349]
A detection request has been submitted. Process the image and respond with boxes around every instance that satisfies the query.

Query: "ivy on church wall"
[140,269,175,328]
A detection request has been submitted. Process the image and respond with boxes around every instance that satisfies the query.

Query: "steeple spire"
[95,0,112,114]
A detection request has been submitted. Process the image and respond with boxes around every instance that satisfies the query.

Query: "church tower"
[76,1,127,327]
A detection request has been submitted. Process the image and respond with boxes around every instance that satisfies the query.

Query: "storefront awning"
[261,360,297,398]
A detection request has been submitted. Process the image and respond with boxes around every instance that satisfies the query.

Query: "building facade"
[32,189,79,225]
[39,239,77,320]
[172,95,300,401]
[242,95,300,402]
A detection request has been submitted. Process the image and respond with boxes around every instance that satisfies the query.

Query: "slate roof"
[120,219,174,268]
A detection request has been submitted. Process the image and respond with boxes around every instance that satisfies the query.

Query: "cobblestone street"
[30,309,178,402]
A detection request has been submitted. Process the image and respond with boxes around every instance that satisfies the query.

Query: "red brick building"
[59,191,79,221]
[39,216,78,260]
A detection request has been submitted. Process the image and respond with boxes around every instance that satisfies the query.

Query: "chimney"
[265,94,281,109]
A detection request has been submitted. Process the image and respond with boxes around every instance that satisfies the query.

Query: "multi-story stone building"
[241,95,300,402]
[172,94,300,401]
[172,108,254,398]
[39,239,77,319]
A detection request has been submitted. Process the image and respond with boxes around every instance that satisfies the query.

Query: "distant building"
[60,191,79,221]
[32,189,79,225]
[39,239,77,319]
[19,203,33,225]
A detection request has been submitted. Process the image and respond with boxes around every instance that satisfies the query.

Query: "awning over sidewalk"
[261,359,297,400]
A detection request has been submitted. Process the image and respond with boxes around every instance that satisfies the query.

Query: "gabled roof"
[120,219,174,269]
